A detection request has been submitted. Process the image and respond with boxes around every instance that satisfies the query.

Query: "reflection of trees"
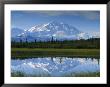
[51,57,54,62]
[97,59,100,65]
[85,58,88,61]
[50,57,64,63]
[93,58,100,65]
[50,57,100,65]
[91,58,93,61]
[59,58,63,63]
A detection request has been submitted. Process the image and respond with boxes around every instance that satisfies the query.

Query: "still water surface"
[11,57,100,77]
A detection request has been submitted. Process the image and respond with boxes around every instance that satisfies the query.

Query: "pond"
[11,57,100,77]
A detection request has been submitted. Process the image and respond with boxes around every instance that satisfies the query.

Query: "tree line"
[11,38,100,49]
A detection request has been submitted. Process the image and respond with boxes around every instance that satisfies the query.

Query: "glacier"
[11,21,100,42]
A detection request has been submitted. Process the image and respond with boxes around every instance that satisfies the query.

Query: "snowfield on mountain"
[11,21,100,42]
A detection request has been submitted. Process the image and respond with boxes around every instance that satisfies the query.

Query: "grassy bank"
[11,48,100,59]
[64,72,100,77]
[11,71,100,77]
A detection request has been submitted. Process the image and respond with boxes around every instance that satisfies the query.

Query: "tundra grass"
[11,71,100,77]
[64,72,100,77]
[11,48,100,59]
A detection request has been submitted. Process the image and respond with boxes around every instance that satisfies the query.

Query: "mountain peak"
[11,21,98,42]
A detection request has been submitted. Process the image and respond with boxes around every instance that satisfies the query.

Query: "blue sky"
[11,11,100,33]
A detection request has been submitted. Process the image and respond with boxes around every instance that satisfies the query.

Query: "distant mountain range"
[11,21,100,42]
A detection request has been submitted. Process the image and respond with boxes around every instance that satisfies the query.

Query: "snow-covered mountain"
[11,28,24,38]
[11,21,99,42]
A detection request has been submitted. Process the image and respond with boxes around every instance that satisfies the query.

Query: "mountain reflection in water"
[11,57,100,77]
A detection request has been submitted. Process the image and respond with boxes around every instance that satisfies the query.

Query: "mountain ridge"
[11,21,100,42]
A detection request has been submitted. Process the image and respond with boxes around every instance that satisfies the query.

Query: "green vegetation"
[11,48,100,59]
[11,38,100,49]
[11,71,51,77]
[11,71,25,77]
[64,72,100,77]
[11,71,100,77]
[11,38,100,58]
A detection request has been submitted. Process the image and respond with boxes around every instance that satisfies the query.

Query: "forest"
[11,38,100,49]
